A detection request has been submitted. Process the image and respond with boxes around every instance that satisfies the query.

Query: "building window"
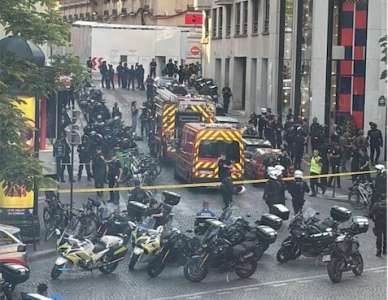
[235,2,241,36]
[242,1,248,35]
[218,7,223,39]
[226,5,232,38]
[212,8,217,38]
[204,10,209,38]
[79,13,85,20]
[263,0,270,34]
[252,0,259,34]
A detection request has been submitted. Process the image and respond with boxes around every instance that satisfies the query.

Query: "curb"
[28,248,57,263]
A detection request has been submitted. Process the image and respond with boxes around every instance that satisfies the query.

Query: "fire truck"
[173,123,245,183]
[154,88,215,159]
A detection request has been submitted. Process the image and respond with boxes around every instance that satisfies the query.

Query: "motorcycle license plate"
[322,254,331,262]
[133,247,144,255]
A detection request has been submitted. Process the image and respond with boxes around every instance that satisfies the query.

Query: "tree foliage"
[0,0,89,190]
[379,35,387,81]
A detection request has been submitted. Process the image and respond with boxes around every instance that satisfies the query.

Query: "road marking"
[272,283,287,287]
[297,279,313,284]
[372,269,386,273]
[244,287,259,292]
[187,297,202,300]
[154,266,386,300]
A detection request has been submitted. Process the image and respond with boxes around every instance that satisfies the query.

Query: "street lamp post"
[65,110,81,219]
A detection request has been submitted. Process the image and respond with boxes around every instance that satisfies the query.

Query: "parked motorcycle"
[147,228,200,278]
[326,216,368,283]
[127,218,163,271]
[276,206,351,263]
[51,232,128,279]
[184,219,258,282]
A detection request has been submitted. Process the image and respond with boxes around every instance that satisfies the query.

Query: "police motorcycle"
[51,229,128,279]
[184,216,258,282]
[326,216,368,283]
[127,192,181,270]
[276,206,352,263]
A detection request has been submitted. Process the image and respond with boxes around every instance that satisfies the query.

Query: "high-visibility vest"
[310,156,322,174]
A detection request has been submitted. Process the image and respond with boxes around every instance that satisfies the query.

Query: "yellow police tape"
[39,170,376,194]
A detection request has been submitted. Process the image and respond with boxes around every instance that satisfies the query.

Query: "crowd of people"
[86,57,202,91]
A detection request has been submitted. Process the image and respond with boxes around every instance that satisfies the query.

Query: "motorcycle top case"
[330,206,352,223]
[162,191,181,206]
[270,204,290,220]
[351,216,369,234]
[258,213,283,230]
[0,263,30,285]
[127,201,148,217]
[256,225,278,244]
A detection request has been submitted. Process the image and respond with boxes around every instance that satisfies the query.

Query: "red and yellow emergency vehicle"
[154,88,215,159]
[173,123,245,183]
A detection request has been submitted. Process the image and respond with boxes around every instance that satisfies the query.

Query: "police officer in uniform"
[263,167,285,212]
[287,170,310,214]
[367,122,383,164]
[372,164,387,205]
[218,154,234,209]
[370,198,387,257]
[53,134,66,182]
[107,153,123,204]
[93,148,106,197]
[77,136,92,181]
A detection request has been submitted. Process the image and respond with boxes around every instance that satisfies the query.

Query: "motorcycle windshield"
[303,208,318,222]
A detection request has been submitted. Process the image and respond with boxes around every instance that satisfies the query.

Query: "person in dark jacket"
[99,61,108,88]
[328,139,342,188]
[107,64,115,89]
[77,136,92,181]
[166,59,175,77]
[107,154,122,204]
[112,102,121,118]
[93,148,106,197]
[122,63,129,89]
[367,122,383,164]
[116,62,123,88]
[370,199,387,256]
[371,164,387,205]
[287,170,310,214]
[263,168,285,211]
[138,64,145,90]
[149,58,157,78]
[145,75,154,101]
[218,154,234,208]
[53,134,67,182]
[310,117,322,152]
[292,128,305,170]
[222,86,232,114]
[128,65,135,91]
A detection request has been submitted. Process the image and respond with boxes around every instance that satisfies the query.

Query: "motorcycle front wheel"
[51,264,65,280]
[327,256,345,283]
[128,253,140,271]
[276,247,291,264]
[184,259,208,282]
[351,252,364,276]
[235,257,258,279]
[147,257,166,278]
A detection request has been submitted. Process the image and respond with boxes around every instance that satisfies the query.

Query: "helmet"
[274,165,285,173]
[261,108,267,114]
[294,170,303,179]
[375,164,386,173]
[267,167,279,180]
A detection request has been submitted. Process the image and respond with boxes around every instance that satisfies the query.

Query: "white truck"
[69,21,201,76]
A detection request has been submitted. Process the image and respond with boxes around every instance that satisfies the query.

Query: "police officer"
[372,164,387,205]
[218,154,234,209]
[107,153,122,204]
[292,127,305,170]
[77,136,92,182]
[263,167,285,212]
[53,134,66,182]
[288,170,310,214]
[367,122,383,164]
[112,102,121,118]
[140,106,149,139]
[92,148,106,197]
[145,75,154,101]
[328,138,342,188]
[222,86,232,114]
[370,198,387,256]
[310,117,322,152]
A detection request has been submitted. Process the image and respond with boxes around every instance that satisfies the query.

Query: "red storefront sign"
[185,14,203,25]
